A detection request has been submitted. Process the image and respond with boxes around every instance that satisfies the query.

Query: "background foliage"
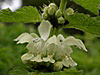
[0,23,100,75]
[73,0,100,15]
[0,0,100,75]
[0,6,42,22]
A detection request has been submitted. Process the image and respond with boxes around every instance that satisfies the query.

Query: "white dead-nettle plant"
[14,20,87,71]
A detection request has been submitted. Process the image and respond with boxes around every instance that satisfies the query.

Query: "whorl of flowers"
[14,20,87,71]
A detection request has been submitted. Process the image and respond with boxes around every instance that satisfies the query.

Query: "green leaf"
[64,13,100,36]
[37,70,83,75]
[60,70,83,75]
[0,6,42,22]
[73,0,100,15]
[9,67,34,75]
[9,67,82,75]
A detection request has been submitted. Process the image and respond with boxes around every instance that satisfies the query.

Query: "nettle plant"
[13,1,88,74]
[5,0,100,75]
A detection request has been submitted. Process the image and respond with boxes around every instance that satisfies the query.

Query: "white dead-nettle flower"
[14,20,87,70]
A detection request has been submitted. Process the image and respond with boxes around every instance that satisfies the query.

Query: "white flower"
[45,34,87,67]
[14,20,87,69]
[62,56,77,67]
[14,20,52,44]
[21,53,34,64]
[14,20,52,63]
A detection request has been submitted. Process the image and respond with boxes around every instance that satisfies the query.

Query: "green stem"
[60,0,68,15]
[52,27,62,36]
[53,28,57,35]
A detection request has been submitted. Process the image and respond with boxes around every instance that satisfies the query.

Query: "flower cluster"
[14,20,87,71]
[42,3,74,24]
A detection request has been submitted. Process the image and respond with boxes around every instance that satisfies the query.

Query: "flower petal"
[26,42,37,56]
[42,44,56,63]
[68,57,77,66]
[34,39,45,53]
[14,33,33,44]
[41,42,48,56]
[57,34,65,42]
[54,44,65,61]
[63,36,79,46]
[30,33,39,38]
[53,37,66,60]
[62,44,73,56]
[26,39,45,55]
[38,20,52,41]
[63,36,87,51]
[21,53,34,64]
[77,39,88,51]
[31,54,43,62]
[46,43,56,55]
[43,55,55,63]
[62,57,69,67]
[62,56,77,67]
[50,58,55,63]
[46,35,58,45]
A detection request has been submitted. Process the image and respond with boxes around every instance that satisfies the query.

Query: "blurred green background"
[0,23,100,75]
[0,0,100,75]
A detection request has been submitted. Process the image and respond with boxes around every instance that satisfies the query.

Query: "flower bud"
[42,12,48,20]
[48,7,56,16]
[43,6,49,13]
[65,8,74,16]
[53,61,63,71]
[49,3,58,10]
[55,9,62,18]
[58,16,65,24]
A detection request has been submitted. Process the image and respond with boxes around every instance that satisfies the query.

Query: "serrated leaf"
[73,0,100,15]
[64,13,100,36]
[0,6,42,22]
[9,67,34,75]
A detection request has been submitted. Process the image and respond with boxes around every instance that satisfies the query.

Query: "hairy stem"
[60,0,68,15]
